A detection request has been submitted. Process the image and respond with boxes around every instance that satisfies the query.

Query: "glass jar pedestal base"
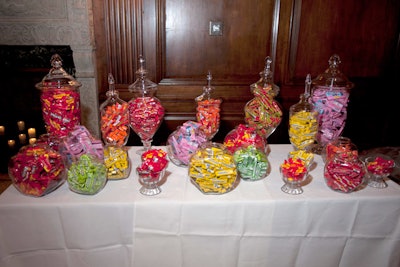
[281,181,304,195]
[137,168,165,196]
[368,175,388,189]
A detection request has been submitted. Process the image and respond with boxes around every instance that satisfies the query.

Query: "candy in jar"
[324,152,366,193]
[167,121,207,167]
[8,143,67,197]
[289,74,318,150]
[67,154,107,195]
[35,54,82,138]
[128,56,165,152]
[244,56,282,139]
[188,142,239,194]
[364,154,395,188]
[104,145,131,180]
[233,145,270,181]
[309,54,354,152]
[195,71,222,140]
[223,124,267,154]
[100,73,130,146]
[280,157,308,195]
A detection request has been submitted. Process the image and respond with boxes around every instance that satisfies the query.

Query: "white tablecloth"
[1,145,400,267]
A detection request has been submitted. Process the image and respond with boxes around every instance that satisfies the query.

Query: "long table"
[1,145,400,267]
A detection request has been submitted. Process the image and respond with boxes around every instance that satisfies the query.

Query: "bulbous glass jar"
[309,54,354,152]
[128,56,165,153]
[35,54,82,138]
[67,154,107,195]
[188,142,239,194]
[195,71,222,140]
[324,152,366,193]
[8,143,67,197]
[289,74,318,150]
[166,121,207,167]
[244,56,282,139]
[100,73,130,147]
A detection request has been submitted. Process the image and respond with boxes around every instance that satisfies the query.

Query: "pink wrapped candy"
[167,121,207,166]
[8,144,66,197]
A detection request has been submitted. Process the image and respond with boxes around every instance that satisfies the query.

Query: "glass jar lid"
[312,54,354,89]
[35,54,81,90]
[250,56,280,97]
[128,56,157,95]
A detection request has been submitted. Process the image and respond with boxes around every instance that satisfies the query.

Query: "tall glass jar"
[128,56,165,153]
[289,74,318,150]
[35,54,82,138]
[309,54,354,153]
[195,71,222,140]
[100,73,130,147]
[244,56,282,139]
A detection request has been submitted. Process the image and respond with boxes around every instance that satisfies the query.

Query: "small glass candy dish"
[364,154,395,188]
[280,157,308,195]
[136,149,168,196]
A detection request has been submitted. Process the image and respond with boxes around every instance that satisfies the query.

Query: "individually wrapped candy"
[224,124,266,154]
[167,121,207,166]
[233,145,270,181]
[8,143,66,197]
[104,145,131,180]
[60,125,104,165]
[67,154,107,195]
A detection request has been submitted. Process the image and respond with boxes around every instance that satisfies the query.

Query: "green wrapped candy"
[233,146,269,181]
[67,154,107,195]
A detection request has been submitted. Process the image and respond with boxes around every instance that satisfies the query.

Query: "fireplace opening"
[0,45,76,174]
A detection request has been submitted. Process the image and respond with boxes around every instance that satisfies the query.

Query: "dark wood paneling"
[94,0,400,148]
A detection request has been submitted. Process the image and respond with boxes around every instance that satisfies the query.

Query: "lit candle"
[0,125,4,135]
[29,138,37,145]
[17,121,25,131]
[28,128,36,138]
[19,133,27,144]
[8,139,16,149]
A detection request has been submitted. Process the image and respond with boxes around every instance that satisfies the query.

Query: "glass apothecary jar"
[323,136,358,163]
[309,54,354,153]
[195,71,222,140]
[128,56,165,153]
[244,56,282,139]
[289,74,318,150]
[8,143,67,197]
[324,152,366,193]
[100,73,130,147]
[35,54,82,138]
[188,142,239,194]
[223,124,267,154]
[364,154,395,188]
[166,121,207,167]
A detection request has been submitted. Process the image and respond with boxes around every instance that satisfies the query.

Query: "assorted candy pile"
[310,87,350,145]
[233,146,269,181]
[40,89,81,138]
[280,157,308,182]
[128,97,165,141]
[289,110,318,150]
[137,149,168,179]
[365,156,395,176]
[288,150,314,169]
[60,125,104,164]
[100,102,130,146]
[167,121,207,166]
[189,144,238,194]
[196,99,222,140]
[244,85,282,138]
[223,124,266,154]
[324,157,365,193]
[104,146,131,179]
[67,154,107,195]
[8,144,66,197]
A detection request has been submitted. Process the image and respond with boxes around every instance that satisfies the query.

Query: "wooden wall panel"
[94,0,400,148]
